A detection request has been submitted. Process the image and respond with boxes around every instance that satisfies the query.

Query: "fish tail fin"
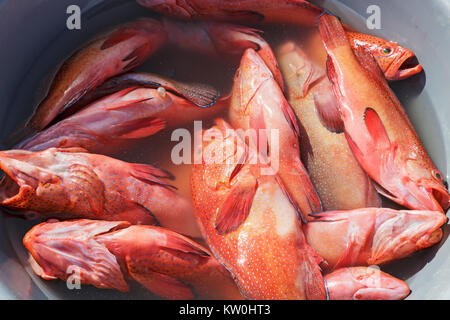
[317,14,348,51]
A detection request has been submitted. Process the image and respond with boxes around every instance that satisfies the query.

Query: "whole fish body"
[325,267,410,300]
[24,219,242,299]
[18,84,225,154]
[276,41,380,211]
[229,47,322,219]
[0,148,201,238]
[191,119,327,300]
[13,18,167,142]
[304,208,446,270]
[317,14,449,212]
[137,0,423,81]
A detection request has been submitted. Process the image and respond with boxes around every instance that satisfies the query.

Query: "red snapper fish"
[276,41,380,211]
[12,18,167,142]
[0,148,201,238]
[24,219,243,299]
[137,0,423,81]
[17,83,224,154]
[191,119,327,300]
[304,208,446,270]
[317,14,449,212]
[229,48,322,219]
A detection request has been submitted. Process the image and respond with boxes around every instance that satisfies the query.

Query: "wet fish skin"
[23,219,243,299]
[0,147,201,238]
[137,0,423,81]
[18,86,226,154]
[318,14,449,212]
[229,48,322,219]
[276,41,380,211]
[325,267,410,300]
[304,208,446,270]
[191,119,327,300]
[13,18,167,142]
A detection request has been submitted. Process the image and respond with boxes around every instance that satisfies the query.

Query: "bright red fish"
[17,84,224,154]
[317,14,449,212]
[24,219,243,299]
[137,0,423,81]
[191,119,327,300]
[325,267,410,300]
[0,148,201,238]
[229,48,322,219]
[12,18,167,142]
[277,41,381,211]
[305,208,446,271]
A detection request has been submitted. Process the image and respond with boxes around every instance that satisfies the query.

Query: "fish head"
[347,267,410,300]
[230,48,273,120]
[347,32,423,80]
[396,157,450,212]
[0,148,89,212]
[23,219,130,291]
[196,119,252,192]
[370,210,446,265]
[326,267,410,300]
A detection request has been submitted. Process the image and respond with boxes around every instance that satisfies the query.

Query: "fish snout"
[429,185,450,212]
[417,228,443,249]
[354,268,411,300]
[387,51,423,81]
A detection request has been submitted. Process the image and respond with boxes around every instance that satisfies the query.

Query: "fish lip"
[0,154,33,206]
[387,51,423,80]
[430,185,450,212]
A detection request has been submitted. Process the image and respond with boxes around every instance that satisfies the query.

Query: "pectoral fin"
[101,29,139,50]
[113,117,166,139]
[128,163,176,190]
[214,176,258,234]
[363,108,391,150]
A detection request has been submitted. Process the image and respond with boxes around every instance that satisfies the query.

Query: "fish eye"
[432,169,444,182]
[382,47,392,55]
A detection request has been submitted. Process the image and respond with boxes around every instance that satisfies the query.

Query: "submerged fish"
[305,208,446,270]
[229,48,322,219]
[325,267,410,300]
[162,18,284,89]
[277,41,380,211]
[52,72,220,122]
[18,84,224,154]
[0,148,201,238]
[137,0,423,81]
[191,119,327,300]
[317,14,449,212]
[24,219,242,299]
[12,18,167,142]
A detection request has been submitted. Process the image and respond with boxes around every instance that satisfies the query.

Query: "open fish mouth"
[431,186,450,212]
[0,170,21,205]
[391,54,423,80]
